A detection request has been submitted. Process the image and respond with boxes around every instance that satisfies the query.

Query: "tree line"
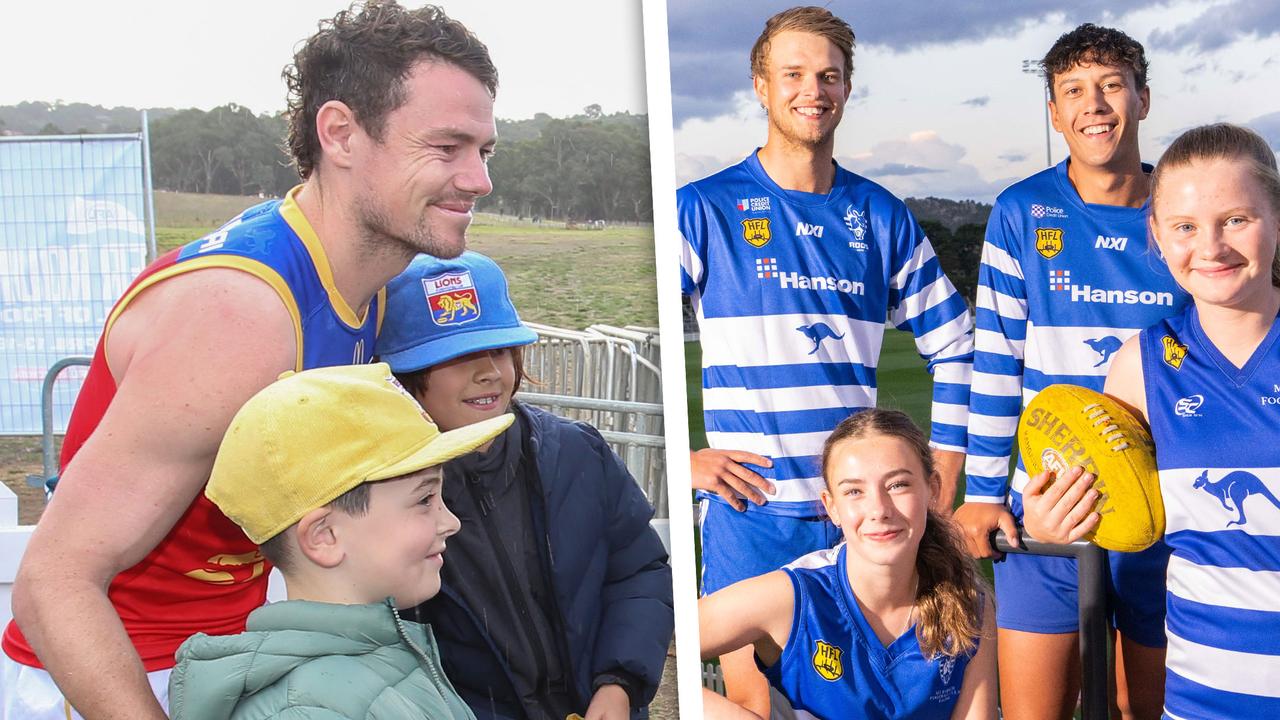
[0,101,653,223]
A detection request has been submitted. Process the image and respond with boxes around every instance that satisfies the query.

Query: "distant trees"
[149,105,296,196]
[919,220,984,302]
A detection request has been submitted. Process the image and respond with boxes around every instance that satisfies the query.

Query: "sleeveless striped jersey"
[680,151,973,517]
[3,187,384,670]
[765,545,976,719]
[1141,305,1280,719]
[965,159,1188,514]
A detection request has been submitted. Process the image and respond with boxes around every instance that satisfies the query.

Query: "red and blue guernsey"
[2,187,384,671]
[680,151,973,517]
[964,159,1189,515]
[764,545,977,719]
[1140,305,1280,720]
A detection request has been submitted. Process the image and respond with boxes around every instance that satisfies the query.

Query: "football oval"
[1017,384,1164,552]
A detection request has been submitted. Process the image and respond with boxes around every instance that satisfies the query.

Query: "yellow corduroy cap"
[207,362,513,543]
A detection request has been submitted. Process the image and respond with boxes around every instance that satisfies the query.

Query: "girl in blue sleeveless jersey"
[700,409,997,719]
[1026,124,1280,719]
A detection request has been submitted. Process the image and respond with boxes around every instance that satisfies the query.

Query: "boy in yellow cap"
[166,363,512,720]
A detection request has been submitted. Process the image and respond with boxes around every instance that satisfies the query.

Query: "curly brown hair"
[283,1,497,180]
[1040,23,1148,100]
[821,409,989,658]
[749,6,855,82]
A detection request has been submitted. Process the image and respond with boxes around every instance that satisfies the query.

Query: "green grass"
[149,192,658,329]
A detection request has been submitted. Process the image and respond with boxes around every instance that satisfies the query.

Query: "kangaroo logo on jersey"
[797,322,845,355]
[1174,394,1204,417]
[1036,228,1064,259]
[423,271,480,326]
[1084,336,1122,367]
[1194,470,1280,527]
[1162,335,1188,370]
[741,218,772,248]
[812,639,844,681]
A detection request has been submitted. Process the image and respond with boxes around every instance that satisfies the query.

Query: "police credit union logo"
[423,271,481,326]
[1162,335,1188,370]
[812,639,844,681]
[1036,227,1064,259]
[741,218,772,248]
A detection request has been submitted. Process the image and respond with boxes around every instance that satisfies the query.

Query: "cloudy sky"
[667,0,1280,202]
[0,1,648,122]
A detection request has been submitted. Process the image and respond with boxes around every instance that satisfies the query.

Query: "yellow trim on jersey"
[279,186,371,330]
[376,286,387,335]
[103,257,306,375]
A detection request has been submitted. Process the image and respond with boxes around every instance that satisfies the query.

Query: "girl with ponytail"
[700,408,997,719]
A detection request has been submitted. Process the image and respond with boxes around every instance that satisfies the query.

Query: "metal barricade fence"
[524,322,661,404]
[516,390,667,519]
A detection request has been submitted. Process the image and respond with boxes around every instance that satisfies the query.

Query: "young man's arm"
[587,426,674,714]
[954,203,1025,555]
[886,204,974,511]
[10,269,297,720]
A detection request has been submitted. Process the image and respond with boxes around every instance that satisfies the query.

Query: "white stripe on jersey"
[933,361,971,385]
[1167,555,1280,612]
[967,412,1019,439]
[1161,467,1280,534]
[889,275,959,326]
[785,543,843,570]
[889,238,935,291]
[976,287,1029,322]
[973,329,1025,364]
[931,402,970,427]
[910,311,974,358]
[699,314,886,368]
[680,229,703,286]
[1009,467,1032,494]
[1166,631,1280,699]
[701,384,876,414]
[980,241,1024,280]
[971,369,1023,396]
[1023,322,1141,377]
[966,454,1014,481]
[705,429,830,461]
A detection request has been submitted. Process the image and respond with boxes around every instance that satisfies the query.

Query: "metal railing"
[24,356,91,496]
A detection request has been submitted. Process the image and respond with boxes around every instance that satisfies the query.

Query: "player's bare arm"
[690,449,775,511]
[10,269,296,720]
[1103,337,1149,425]
[950,595,999,720]
[699,570,793,665]
[931,448,965,513]
[953,502,1021,558]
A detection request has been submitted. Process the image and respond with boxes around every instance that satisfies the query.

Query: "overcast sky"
[667,0,1280,202]
[0,0,648,121]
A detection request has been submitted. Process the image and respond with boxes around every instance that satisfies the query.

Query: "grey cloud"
[1147,0,1280,53]
[1246,110,1280,149]
[862,163,943,176]
[962,96,990,107]
[1000,152,1029,163]
[668,0,1175,123]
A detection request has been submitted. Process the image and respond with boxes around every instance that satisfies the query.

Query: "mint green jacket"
[169,599,476,720]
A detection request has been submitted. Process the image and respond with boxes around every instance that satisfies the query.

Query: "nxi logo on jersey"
[796,221,824,238]
[1095,235,1128,251]
[423,271,480,326]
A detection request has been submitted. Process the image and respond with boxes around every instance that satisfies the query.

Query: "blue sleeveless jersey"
[765,546,976,719]
[680,152,973,516]
[163,187,382,370]
[1140,305,1280,719]
[965,159,1189,513]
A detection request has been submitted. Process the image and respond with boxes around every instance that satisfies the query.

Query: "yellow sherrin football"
[1017,384,1164,552]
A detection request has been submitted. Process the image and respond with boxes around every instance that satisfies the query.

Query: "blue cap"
[377,252,539,372]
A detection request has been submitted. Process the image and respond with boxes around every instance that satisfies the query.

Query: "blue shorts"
[993,537,1170,648]
[699,498,842,595]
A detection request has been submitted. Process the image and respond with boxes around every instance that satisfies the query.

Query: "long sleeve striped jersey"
[680,151,974,517]
[964,159,1188,512]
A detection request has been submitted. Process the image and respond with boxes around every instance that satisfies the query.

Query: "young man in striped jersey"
[954,24,1188,720]
[679,7,974,714]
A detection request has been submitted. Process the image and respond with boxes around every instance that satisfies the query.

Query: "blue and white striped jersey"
[1141,306,1280,720]
[964,159,1188,511]
[680,151,973,517]
[765,545,977,720]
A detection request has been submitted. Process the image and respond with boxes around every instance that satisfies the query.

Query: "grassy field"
[152,191,658,329]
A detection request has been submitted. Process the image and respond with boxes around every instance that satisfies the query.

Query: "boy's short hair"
[206,363,512,546]
[749,6,855,82]
[259,483,371,572]
[1041,23,1148,99]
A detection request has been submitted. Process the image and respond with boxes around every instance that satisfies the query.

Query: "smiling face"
[339,467,460,608]
[754,30,851,151]
[820,433,936,572]
[352,60,497,260]
[413,348,515,435]
[1151,158,1280,311]
[1049,60,1149,172]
